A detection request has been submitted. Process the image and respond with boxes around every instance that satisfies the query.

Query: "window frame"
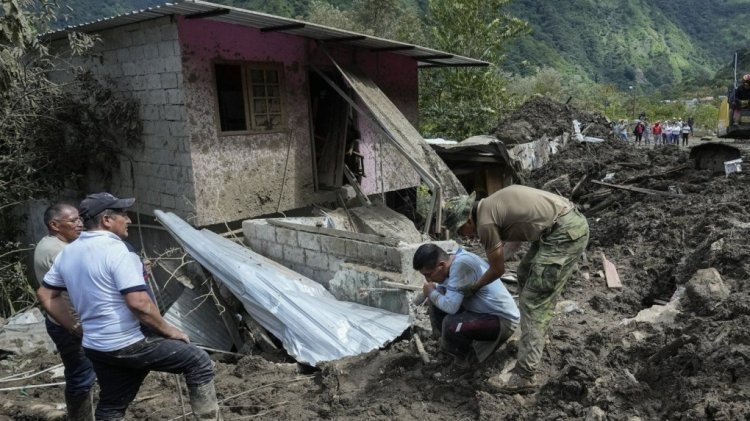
[213,61,287,136]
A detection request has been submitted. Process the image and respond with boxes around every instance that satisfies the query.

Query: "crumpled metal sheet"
[155,211,411,366]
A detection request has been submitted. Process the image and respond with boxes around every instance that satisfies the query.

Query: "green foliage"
[419,0,527,140]
[0,0,142,317]
[305,0,425,44]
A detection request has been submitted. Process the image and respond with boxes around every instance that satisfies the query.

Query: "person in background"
[652,121,662,146]
[35,203,95,421]
[633,120,645,146]
[681,120,691,147]
[413,243,520,367]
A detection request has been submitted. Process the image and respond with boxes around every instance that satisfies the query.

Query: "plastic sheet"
[155,211,411,366]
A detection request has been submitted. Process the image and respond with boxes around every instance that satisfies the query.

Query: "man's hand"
[459,284,478,298]
[423,281,436,297]
[165,325,189,343]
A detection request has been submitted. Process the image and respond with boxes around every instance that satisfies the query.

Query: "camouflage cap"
[443,191,476,233]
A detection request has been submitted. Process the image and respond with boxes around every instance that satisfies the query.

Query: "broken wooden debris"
[600,253,623,289]
[621,164,690,184]
[413,333,430,364]
[570,174,588,198]
[591,180,683,198]
[380,281,421,291]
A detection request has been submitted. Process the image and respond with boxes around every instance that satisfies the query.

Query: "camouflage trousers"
[515,208,589,377]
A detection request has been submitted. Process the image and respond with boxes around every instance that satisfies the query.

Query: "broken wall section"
[243,211,456,314]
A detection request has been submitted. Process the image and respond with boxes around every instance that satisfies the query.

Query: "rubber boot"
[65,389,94,421]
[188,380,222,420]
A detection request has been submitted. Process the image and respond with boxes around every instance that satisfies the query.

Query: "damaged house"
[46,0,481,229]
[39,1,486,358]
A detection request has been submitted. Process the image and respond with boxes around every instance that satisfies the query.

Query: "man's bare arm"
[124,291,188,342]
[37,286,81,336]
[468,246,505,294]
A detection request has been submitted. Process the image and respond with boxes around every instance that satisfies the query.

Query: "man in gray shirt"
[34,203,94,421]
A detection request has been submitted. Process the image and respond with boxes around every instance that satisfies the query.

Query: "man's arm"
[466,246,505,295]
[124,291,188,342]
[37,286,82,336]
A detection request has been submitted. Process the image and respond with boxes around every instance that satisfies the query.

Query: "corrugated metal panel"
[155,210,411,366]
[163,285,234,351]
[43,0,487,68]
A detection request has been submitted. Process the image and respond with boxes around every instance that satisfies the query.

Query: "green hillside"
[52,0,750,96]
[503,0,750,91]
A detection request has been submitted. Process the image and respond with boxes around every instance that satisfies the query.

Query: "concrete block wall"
[243,218,407,289]
[243,217,458,296]
[56,17,195,219]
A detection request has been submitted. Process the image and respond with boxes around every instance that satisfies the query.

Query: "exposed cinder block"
[160,73,178,89]
[304,250,328,270]
[169,122,187,137]
[163,105,183,121]
[144,43,159,59]
[265,242,283,260]
[166,89,183,105]
[123,62,137,76]
[358,243,388,266]
[283,245,305,265]
[276,228,298,247]
[157,41,174,57]
[254,223,276,242]
[160,193,176,209]
[328,257,342,272]
[320,236,347,255]
[298,232,320,251]
[129,45,145,61]
[345,240,359,260]
[149,90,167,105]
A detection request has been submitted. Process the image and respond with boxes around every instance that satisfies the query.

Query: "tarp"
[155,211,411,366]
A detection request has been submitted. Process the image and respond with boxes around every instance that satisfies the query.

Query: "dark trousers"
[45,318,96,397]
[430,306,509,358]
[84,336,214,420]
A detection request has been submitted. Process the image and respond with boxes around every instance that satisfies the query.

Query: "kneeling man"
[413,243,519,365]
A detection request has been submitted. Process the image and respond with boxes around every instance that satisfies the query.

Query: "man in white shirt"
[40,193,221,420]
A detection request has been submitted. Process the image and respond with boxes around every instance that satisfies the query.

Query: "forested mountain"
[502,0,750,90]
[53,0,750,93]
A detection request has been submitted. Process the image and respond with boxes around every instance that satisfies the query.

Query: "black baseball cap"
[79,192,135,221]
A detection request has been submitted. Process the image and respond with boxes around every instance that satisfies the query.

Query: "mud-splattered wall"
[177,18,422,226]
[52,17,196,219]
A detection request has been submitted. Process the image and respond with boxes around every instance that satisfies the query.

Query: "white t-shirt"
[44,230,147,352]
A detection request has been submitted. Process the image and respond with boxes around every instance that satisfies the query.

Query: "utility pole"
[629,85,636,120]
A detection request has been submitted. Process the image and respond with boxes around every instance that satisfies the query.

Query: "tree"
[0,0,141,317]
[419,0,528,139]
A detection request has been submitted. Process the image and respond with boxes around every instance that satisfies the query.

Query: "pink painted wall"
[177,18,420,224]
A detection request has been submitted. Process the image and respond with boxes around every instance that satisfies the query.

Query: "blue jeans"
[84,336,214,420]
[45,318,96,397]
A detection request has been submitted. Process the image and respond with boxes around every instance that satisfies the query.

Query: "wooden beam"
[185,8,230,20]
[370,45,416,52]
[600,253,622,289]
[591,180,683,197]
[260,23,306,32]
[322,35,367,43]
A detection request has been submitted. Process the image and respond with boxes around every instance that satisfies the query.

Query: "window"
[214,63,285,133]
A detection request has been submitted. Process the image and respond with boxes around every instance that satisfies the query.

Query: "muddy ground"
[2,100,750,420]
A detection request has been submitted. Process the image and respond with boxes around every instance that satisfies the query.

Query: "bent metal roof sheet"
[43,0,488,68]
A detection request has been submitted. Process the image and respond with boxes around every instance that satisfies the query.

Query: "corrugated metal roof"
[43,0,487,68]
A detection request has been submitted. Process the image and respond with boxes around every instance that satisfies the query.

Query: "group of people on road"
[614,116,693,147]
[35,193,221,421]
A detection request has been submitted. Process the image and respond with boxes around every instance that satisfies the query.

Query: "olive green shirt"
[477,185,574,251]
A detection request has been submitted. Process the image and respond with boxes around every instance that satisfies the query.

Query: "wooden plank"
[591,180,683,198]
[600,252,623,289]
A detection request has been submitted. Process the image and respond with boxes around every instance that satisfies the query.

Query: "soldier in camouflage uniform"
[444,185,589,393]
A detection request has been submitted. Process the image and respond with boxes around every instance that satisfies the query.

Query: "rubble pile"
[2,97,749,419]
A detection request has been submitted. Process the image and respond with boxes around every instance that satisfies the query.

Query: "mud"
[3,98,750,420]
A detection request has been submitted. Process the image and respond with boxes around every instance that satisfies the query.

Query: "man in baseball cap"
[42,192,221,419]
[78,192,135,222]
